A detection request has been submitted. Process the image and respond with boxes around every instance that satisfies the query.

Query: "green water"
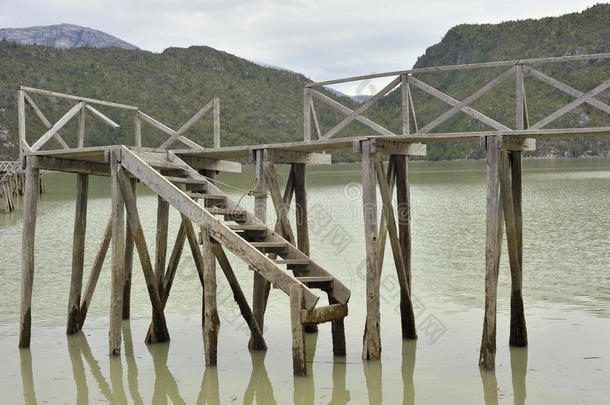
[0,158,609,404]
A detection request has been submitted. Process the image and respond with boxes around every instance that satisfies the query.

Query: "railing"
[18,86,221,162]
[303,53,610,141]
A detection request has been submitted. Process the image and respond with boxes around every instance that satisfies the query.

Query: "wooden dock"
[15,53,609,374]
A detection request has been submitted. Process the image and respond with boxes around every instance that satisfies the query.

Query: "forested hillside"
[0,4,608,161]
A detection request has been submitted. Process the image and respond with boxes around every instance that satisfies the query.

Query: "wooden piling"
[479,136,503,368]
[290,285,307,376]
[122,178,136,320]
[155,196,169,300]
[201,228,219,366]
[67,173,88,334]
[329,296,346,356]
[250,149,269,350]
[361,141,381,360]
[109,153,125,355]
[19,158,40,348]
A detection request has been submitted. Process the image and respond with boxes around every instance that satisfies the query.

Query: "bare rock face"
[0,23,139,50]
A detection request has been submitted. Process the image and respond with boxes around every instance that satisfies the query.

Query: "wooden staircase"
[116,146,349,375]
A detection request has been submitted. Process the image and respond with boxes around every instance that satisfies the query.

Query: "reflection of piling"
[1,161,45,213]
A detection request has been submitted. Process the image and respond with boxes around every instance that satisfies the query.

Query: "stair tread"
[229,224,267,231]
[165,176,206,185]
[275,259,310,265]
[187,192,226,199]
[297,276,333,283]
[207,207,247,215]
[251,242,289,247]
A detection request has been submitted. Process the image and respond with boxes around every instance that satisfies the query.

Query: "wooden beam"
[19,158,39,348]
[86,104,120,128]
[329,296,346,356]
[134,112,142,147]
[211,241,266,349]
[375,154,416,339]
[123,178,136,319]
[361,140,381,360]
[176,99,214,135]
[31,102,84,151]
[265,150,331,165]
[30,156,110,176]
[155,196,169,300]
[395,155,412,291]
[213,98,220,148]
[176,155,241,173]
[201,228,219,366]
[67,173,88,334]
[109,153,124,355]
[21,86,139,110]
[309,96,322,140]
[376,156,396,271]
[116,165,170,344]
[500,136,535,151]
[294,163,309,256]
[301,304,347,325]
[264,163,296,245]
[304,89,312,141]
[479,136,504,369]
[290,285,307,376]
[374,141,427,156]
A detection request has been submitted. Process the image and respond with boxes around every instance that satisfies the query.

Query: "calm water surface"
[0,158,609,404]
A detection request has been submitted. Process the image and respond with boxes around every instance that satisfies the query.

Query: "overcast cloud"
[0,0,601,94]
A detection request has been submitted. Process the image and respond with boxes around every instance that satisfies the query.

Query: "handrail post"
[134,111,141,147]
[401,74,409,135]
[18,89,26,166]
[213,98,220,148]
[78,103,86,148]
[304,89,311,142]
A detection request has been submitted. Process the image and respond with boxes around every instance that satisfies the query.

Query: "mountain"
[0,5,608,162]
[0,24,138,50]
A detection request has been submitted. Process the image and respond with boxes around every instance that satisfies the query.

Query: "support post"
[290,285,307,376]
[304,89,311,141]
[479,136,503,368]
[19,157,39,348]
[250,149,269,350]
[123,178,136,319]
[67,173,88,334]
[109,152,125,356]
[329,296,346,356]
[134,112,142,147]
[155,196,169,300]
[201,228,219,366]
[361,140,381,360]
[395,155,413,290]
[77,105,86,148]
[213,98,220,148]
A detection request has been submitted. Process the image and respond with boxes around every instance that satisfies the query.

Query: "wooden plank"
[30,156,110,176]
[155,196,169,299]
[18,158,39,348]
[134,112,142,147]
[18,90,28,161]
[31,102,84,151]
[516,65,525,131]
[479,136,503,369]
[181,216,206,327]
[401,74,409,135]
[123,178,136,319]
[211,241,266,349]
[79,216,112,327]
[23,92,52,128]
[85,104,120,128]
[21,86,139,110]
[395,155,411,291]
[524,65,610,114]
[67,173,88,334]
[500,137,535,151]
[213,98,220,148]
[419,66,516,133]
[264,162,296,245]
[162,220,187,302]
[361,141,381,360]
[409,76,510,131]
[124,149,321,308]
[265,150,331,165]
[116,165,170,344]
[304,89,312,141]
[176,99,214,135]
[201,228,219,366]
[407,80,419,132]
[78,105,86,148]
[375,154,416,339]
[374,141,427,156]
[301,304,347,325]
[323,76,401,139]
[309,96,322,139]
[305,53,610,87]
[176,155,241,173]
[310,89,396,136]
[109,152,124,355]
[530,79,610,129]
[290,285,307,376]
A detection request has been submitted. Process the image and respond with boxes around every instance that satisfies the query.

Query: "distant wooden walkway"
[14,52,609,374]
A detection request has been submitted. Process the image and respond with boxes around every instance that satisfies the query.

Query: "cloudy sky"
[0,0,600,94]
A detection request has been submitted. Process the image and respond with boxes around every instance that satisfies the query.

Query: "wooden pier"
[16,53,609,374]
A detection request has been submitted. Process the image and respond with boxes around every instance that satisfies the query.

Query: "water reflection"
[244,352,276,404]
[479,347,528,405]
[402,340,416,405]
[19,349,37,405]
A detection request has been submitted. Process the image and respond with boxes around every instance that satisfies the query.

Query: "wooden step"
[187,192,226,203]
[207,207,248,223]
[228,224,267,232]
[275,259,310,266]
[165,176,207,185]
[250,242,289,254]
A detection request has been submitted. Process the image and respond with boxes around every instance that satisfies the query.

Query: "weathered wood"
[78,105,86,148]
[401,74,409,135]
[116,166,170,344]
[500,137,535,151]
[79,216,112,327]
[109,153,125,355]
[305,53,610,87]
[18,90,28,161]
[141,110,203,151]
[479,136,503,369]
[304,89,312,141]
[374,141,427,156]
[31,156,110,176]
[122,178,136,320]
[294,163,310,256]
[19,158,39,348]
[31,102,85,151]
[264,163,296,245]
[323,76,401,139]
[309,96,322,139]
[419,66,516,133]
[211,241,267,349]
[134,112,142,147]
[409,76,510,131]
[290,285,307,376]
[213,98,220,148]
[21,86,139,110]
[85,104,120,129]
[181,216,207,326]
[301,304,347,325]
[265,150,331,165]
[407,80,419,133]
[509,153,527,347]
[375,154,417,339]
[155,196,169,300]
[176,99,214,135]
[361,141,381,360]
[375,156,395,271]
[67,173,88,334]
[201,228,219,366]
[328,296,346,356]
[395,155,412,292]
[23,92,70,149]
